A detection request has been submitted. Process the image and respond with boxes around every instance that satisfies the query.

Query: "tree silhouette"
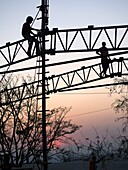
[0,75,81,167]
[109,77,128,132]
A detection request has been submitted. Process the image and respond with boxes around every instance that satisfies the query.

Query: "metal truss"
[46,57,128,94]
[1,57,128,102]
[0,38,40,70]
[0,24,128,69]
[49,25,128,53]
[1,24,128,100]
[0,80,42,105]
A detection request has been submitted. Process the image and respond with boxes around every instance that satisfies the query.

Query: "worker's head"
[26,16,33,23]
[102,42,106,47]
[92,155,96,160]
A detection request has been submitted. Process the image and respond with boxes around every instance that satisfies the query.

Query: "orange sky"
[47,86,123,141]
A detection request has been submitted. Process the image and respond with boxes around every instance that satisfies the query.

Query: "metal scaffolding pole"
[41,0,47,170]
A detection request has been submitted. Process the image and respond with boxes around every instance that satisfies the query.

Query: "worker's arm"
[96,49,101,55]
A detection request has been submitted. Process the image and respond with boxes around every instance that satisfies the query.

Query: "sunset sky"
[0,0,128,141]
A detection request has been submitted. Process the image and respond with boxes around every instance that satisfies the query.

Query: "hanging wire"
[31,9,40,26]
[66,107,112,118]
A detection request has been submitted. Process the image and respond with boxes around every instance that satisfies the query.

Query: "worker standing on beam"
[22,16,40,57]
[96,42,109,77]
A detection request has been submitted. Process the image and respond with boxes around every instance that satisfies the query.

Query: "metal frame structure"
[0,1,128,170]
[0,25,128,69]
[49,25,128,53]
[46,56,128,94]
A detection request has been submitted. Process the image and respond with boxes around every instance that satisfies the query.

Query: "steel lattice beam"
[46,58,128,93]
[1,25,128,102]
[49,25,128,53]
[0,80,43,105]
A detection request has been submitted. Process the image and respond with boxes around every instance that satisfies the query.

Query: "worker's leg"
[24,35,33,56]
[32,37,40,55]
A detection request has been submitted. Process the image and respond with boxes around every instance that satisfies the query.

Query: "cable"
[56,91,128,95]
[31,9,40,26]
[57,92,112,95]
[66,108,112,118]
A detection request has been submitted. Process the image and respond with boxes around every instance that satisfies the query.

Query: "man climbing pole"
[22,16,40,57]
[96,42,109,77]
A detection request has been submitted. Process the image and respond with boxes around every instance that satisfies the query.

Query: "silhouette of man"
[96,42,109,77]
[89,155,97,170]
[22,16,40,57]
[89,155,102,170]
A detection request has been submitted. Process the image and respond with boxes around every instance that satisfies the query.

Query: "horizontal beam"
[0,65,42,74]
[46,50,128,67]
[50,24,128,32]
[58,81,128,92]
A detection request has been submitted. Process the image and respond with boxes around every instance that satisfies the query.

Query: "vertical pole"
[41,0,47,170]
